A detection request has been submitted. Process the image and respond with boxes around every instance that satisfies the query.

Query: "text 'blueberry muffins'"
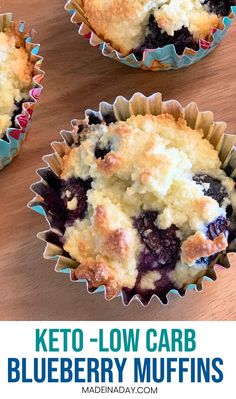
[65,0,236,70]
[29,93,236,305]
[0,13,44,169]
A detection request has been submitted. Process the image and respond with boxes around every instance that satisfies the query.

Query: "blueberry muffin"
[35,110,236,304]
[83,0,236,59]
[0,28,33,140]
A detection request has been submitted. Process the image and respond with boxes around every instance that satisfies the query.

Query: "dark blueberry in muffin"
[133,15,199,60]
[197,215,230,266]
[195,254,215,266]
[133,210,181,271]
[32,171,92,232]
[102,111,117,125]
[10,99,28,129]
[206,216,230,240]
[61,177,92,225]
[226,204,234,218]
[87,111,117,126]
[204,0,235,16]
[193,174,228,205]
[87,112,102,125]
[123,271,175,305]
[32,176,66,232]
[170,27,199,54]
[94,143,112,159]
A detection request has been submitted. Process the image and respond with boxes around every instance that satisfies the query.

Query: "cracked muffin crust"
[83,0,236,57]
[0,28,33,139]
[51,113,236,302]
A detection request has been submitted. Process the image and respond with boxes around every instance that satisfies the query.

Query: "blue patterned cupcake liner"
[65,1,236,71]
[0,13,44,170]
[28,92,236,306]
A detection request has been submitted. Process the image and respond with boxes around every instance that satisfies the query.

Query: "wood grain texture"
[0,0,235,321]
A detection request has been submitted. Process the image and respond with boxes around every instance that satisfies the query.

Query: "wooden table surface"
[0,0,235,321]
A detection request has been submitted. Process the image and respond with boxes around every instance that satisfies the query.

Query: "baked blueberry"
[61,177,92,225]
[206,216,230,240]
[205,0,235,16]
[193,174,228,205]
[133,17,199,60]
[10,100,26,129]
[134,211,180,272]
[94,143,112,159]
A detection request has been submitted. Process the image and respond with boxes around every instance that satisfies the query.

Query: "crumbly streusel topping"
[83,0,223,54]
[0,30,33,138]
[61,114,235,298]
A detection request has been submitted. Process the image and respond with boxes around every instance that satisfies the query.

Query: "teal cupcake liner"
[28,93,236,306]
[0,13,44,170]
[65,1,236,71]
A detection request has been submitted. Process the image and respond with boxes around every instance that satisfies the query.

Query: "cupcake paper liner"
[0,13,44,170]
[65,1,236,71]
[29,92,236,306]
